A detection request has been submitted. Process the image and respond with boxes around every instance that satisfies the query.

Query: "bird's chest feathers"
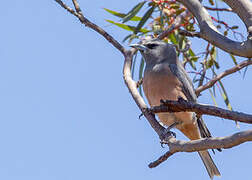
[143,64,184,106]
[142,64,194,127]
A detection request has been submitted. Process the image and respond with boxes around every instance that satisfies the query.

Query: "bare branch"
[204,6,232,12]
[55,0,79,16]
[72,0,82,14]
[151,98,252,124]
[196,59,252,95]
[148,151,174,168]
[55,0,126,55]
[149,130,252,168]
[177,0,252,57]
[123,49,166,139]
[179,29,201,38]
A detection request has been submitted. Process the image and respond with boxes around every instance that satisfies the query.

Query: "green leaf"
[106,20,149,33]
[207,46,217,69]
[189,60,197,70]
[138,57,145,96]
[185,23,196,32]
[134,6,155,34]
[168,33,178,44]
[243,65,249,79]
[175,8,185,16]
[174,30,180,43]
[218,80,233,111]
[122,1,146,23]
[170,4,180,9]
[206,58,214,69]
[189,48,196,56]
[224,30,228,36]
[229,53,241,74]
[219,79,238,127]
[208,89,218,107]
[131,53,138,79]
[214,61,220,69]
[231,26,239,30]
[210,46,216,57]
[229,54,238,66]
[218,79,239,127]
[190,56,199,62]
[178,35,185,50]
[104,8,142,21]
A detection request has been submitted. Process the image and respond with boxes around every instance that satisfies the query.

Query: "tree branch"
[54,0,126,55]
[72,0,82,14]
[179,29,201,38]
[176,0,252,57]
[196,59,252,95]
[151,98,252,124]
[204,6,232,12]
[123,49,166,139]
[149,130,252,168]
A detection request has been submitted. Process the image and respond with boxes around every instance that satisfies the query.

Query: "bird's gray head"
[130,39,177,65]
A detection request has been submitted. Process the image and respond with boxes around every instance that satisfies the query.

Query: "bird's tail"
[198,151,221,179]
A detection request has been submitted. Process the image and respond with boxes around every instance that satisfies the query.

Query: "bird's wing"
[169,62,212,138]
[169,63,197,102]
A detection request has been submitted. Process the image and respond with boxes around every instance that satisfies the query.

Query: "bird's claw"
[164,129,176,138]
[160,128,176,147]
[138,113,144,119]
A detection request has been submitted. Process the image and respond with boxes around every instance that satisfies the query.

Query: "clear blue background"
[0,0,251,180]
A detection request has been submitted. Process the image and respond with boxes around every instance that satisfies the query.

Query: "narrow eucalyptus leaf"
[104,8,142,21]
[134,6,155,34]
[138,57,145,96]
[122,2,146,23]
[209,89,218,107]
[106,20,149,33]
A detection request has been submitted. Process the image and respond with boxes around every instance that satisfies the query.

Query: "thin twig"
[148,151,174,168]
[55,0,79,16]
[204,6,232,12]
[196,59,252,95]
[55,0,126,55]
[179,29,201,38]
[72,0,82,14]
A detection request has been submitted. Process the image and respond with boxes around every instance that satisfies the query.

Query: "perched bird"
[131,39,221,179]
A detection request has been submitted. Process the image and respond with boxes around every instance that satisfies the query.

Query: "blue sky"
[0,0,251,180]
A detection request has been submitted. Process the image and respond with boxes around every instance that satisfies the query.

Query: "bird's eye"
[146,43,158,49]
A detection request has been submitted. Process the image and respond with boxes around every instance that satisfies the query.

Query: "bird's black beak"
[129,43,147,51]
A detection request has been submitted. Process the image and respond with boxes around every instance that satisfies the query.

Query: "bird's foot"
[136,78,143,88]
[138,113,144,119]
[162,128,176,140]
[160,122,179,147]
